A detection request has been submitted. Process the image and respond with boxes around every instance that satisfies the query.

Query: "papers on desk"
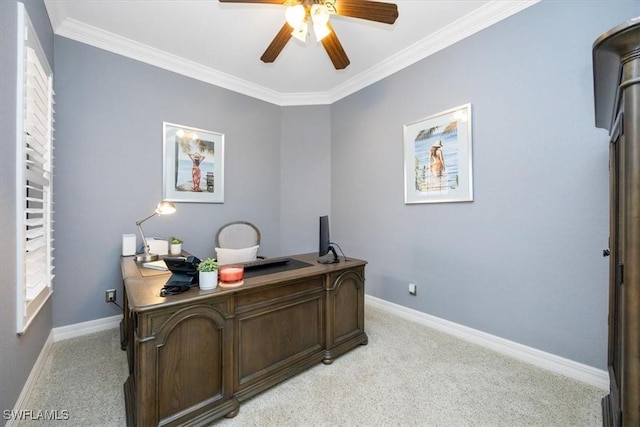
[142,260,168,271]
[146,237,169,255]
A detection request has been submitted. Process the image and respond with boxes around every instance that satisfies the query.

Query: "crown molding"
[43,0,66,33]
[48,0,539,106]
[327,0,540,103]
[53,18,287,105]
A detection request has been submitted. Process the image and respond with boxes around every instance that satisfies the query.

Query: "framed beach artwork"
[162,122,225,203]
[403,104,473,204]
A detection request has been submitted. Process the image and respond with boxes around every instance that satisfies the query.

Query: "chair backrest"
[215,221,261,249]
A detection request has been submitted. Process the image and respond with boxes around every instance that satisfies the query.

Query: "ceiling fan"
[218,0,399,70]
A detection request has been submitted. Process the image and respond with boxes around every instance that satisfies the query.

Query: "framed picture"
[162,122,224,203]
[403,104,473,204]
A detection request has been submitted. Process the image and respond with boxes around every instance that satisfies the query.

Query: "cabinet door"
[325,267,367,363]
[235,277,325,399]
[605,96,640,426]
[605,131,623,427]
[620,72,640,426]
[136,303,236,426]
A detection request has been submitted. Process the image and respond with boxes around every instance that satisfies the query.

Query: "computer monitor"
[318,215,339,264]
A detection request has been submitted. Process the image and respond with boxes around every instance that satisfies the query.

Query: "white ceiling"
[44,0,538,105]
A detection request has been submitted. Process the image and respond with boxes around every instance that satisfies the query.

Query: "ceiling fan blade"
[261,23,293,63]
[333,0,398,25]
[321,23,350,70]
[219,0,285,3]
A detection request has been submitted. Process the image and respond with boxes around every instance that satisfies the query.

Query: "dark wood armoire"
[593,17,640,427]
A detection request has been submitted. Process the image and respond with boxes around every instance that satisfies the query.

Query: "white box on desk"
[122,234,136,256]
[146,238,169,255]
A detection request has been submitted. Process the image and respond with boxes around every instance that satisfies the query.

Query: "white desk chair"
[215,221,261,265]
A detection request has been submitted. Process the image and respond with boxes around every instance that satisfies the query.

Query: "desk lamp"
[135,201,176,262]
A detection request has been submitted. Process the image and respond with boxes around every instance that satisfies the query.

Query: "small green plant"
[198,258,218,272]
[170,236,183,244]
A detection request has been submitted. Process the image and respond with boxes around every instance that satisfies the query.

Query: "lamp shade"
[155,201,176,215]
[311,5,331,41]
[311,4,330,26]
[313,23,331,41]
[291,20,308,42]
[285,5,305,28]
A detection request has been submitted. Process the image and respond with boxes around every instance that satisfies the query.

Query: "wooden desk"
[121,253,367,426]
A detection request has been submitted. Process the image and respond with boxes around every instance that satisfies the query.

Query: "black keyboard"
[241,256,291,270]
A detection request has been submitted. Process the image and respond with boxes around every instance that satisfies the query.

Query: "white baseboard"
[6,331,55,427]
[52,314,121,342]
[365,295,609,390]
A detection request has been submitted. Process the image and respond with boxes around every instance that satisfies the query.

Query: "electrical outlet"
[105,289,116,303]
[408,283,417,296]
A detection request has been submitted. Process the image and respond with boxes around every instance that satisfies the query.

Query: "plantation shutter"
[16,3,55,334]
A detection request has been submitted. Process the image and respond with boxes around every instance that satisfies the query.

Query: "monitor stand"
[318,246,340,264]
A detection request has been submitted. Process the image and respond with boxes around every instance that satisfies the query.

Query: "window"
[16,3,55,334]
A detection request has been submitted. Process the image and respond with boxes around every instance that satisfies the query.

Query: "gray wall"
[280,106,332,254]
[0,0,54,417]
[51,39,335,328]
[52,38,285,326]
[331,0,638,369]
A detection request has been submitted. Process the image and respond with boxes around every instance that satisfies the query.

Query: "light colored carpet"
[17,325,128,426]
[18,304,605,426]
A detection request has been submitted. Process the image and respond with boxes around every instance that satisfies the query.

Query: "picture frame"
[162,122,225,203]
[403,104,473,204]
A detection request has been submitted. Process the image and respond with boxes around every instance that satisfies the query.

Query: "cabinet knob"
[603,249,611,257]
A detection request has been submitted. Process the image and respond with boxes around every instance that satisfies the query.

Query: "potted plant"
[197,258,218,290]
[169,236,183,255]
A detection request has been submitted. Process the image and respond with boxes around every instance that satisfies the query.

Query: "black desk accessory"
[160,256,201,297]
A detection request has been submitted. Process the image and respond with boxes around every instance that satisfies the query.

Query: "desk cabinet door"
[136,303,235,426]
[325,267,367,362]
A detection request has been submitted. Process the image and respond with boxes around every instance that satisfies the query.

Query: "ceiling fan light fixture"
[291,20,308,42]
[311,4,330,25]
[247,0,398,69]
[310,4,331,41]
[285,5,306,28]
[313,23,331,41]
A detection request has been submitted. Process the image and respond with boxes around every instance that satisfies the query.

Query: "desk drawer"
[235,276,324,313]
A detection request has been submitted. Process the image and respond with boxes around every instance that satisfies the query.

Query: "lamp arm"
[136,212,157,255]
[136,212,157,226]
